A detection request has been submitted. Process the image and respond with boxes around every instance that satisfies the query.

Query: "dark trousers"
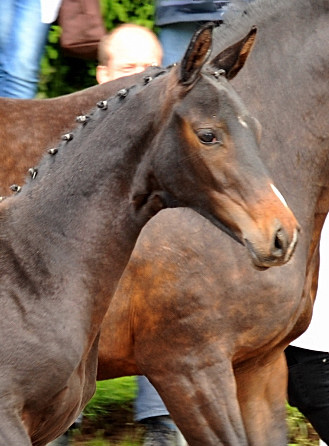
[285,345,329,444]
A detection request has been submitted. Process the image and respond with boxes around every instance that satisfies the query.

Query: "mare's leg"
[135,376,184,445]
[235,352,288,446]
[136,347,248,446]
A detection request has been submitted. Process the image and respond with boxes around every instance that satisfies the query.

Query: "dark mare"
[95,1,329,445]
[0,26,298,446]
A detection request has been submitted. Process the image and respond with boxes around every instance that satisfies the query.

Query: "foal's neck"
[3,82,162,314]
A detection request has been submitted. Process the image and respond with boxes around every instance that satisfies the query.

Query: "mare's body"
[96,1,329,445]
[0,26,298,445]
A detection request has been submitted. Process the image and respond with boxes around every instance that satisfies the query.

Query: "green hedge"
[38,0,156,98]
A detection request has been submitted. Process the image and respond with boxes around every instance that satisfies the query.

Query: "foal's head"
[131,24,299,268]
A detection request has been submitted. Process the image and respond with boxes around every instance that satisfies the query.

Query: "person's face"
[106,49,159,80]
[96,30,162,83]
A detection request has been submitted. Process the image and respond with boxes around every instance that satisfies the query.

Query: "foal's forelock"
[196,70,254,129]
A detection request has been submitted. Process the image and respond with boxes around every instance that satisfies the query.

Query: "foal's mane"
[17,67,169,195]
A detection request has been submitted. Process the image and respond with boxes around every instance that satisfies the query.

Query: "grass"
[83,377,137,421]
[70,377,320,445]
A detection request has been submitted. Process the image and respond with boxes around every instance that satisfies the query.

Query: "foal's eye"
[197,129,220,145]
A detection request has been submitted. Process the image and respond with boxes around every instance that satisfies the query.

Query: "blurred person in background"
[0,0,62,98]
[96,23,163,84]
[155,0,229,66]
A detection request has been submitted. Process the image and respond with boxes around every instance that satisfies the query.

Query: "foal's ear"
[179,22,213,86]
[209,26,257,80]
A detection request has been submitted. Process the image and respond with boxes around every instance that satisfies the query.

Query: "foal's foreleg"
[0,408,32,445]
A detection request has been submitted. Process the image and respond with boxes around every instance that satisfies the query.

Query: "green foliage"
[100,0,155,30]
[287,404,319,446]
[83,377,137,421]
[37,0,156,98]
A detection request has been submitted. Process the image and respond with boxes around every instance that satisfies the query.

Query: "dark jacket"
[155,1,230,26]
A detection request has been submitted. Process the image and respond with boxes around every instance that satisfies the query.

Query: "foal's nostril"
[272,227,287,257]
[274,230,283,250]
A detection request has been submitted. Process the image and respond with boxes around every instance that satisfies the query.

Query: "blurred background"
[38,0,155,98]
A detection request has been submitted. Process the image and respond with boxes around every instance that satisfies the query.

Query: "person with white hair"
[96,23,163,83]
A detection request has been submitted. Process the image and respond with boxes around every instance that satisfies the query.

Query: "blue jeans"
[158,22,201,67]
[135,376,169,422]
[285,346,329,444]
[0,0,50,98]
